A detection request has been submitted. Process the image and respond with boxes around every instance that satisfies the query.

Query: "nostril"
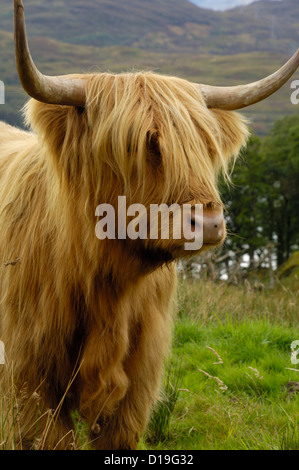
[202,210,225,244]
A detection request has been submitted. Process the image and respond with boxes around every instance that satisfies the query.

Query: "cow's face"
[25,72,249,266]
[101,74,249,263]
[122,133,227,262]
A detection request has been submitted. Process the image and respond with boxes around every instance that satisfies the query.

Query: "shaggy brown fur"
[0,72,249,449]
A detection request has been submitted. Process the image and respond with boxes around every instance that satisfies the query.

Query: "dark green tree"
[220,114,299,271]
[220,133,267,270]
[262,115,299,265]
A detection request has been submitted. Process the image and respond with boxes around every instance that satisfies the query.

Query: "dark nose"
[190,208,225,245]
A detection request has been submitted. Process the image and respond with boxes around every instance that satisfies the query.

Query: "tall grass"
[0,367,90,450]
[177,276,299,325]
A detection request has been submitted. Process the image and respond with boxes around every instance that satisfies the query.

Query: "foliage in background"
[208,114,299,280]
[278,250,299,278]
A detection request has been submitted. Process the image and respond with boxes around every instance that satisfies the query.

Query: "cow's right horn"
[197,49,299,110]
[14,0,86,107]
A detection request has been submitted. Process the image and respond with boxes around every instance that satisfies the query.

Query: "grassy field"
[141,276,299,450]
[1,275,298,450]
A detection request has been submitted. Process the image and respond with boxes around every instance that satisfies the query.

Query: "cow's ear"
[210,109,250,159]
[146,132,162,168]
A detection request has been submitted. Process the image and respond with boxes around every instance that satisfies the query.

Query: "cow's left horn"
[14,0,86,106]
[197,49,299,110]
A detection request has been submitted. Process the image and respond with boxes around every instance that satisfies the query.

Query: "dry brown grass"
[177,276,299,325]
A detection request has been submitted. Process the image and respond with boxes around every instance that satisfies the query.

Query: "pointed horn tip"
[13,0,86,106]
[288,48,299,64]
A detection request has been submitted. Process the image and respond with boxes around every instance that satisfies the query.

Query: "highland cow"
[0,0,298,450]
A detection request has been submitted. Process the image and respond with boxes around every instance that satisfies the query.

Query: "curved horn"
[197,49,299,110]
[14,0,85,106]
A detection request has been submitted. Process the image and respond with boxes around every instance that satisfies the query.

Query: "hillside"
[0,0,298,133]
[1,0,297,53]
[0,0,220,51]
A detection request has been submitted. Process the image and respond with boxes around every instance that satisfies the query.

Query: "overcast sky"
[189,0,277,10]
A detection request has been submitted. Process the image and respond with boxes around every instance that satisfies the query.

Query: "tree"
[220,133,267,270]
[220,115,299,273]
[262,115,299,265]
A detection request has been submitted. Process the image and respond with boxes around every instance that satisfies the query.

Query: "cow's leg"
[79,268,176,450]
[78,320,131,447]
[89,301,174,450]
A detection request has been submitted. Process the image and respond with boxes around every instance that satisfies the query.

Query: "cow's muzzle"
[189,206,225,245]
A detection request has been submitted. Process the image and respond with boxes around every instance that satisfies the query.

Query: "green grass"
[141,277,299,450]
